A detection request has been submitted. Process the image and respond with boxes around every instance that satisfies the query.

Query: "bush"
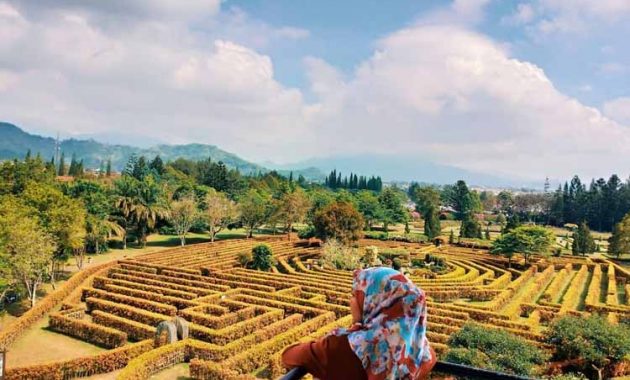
[251,244,273,271]
[546,315,630,378]
[297,225,316,240]
[444,348,492,369]
[392,258,402,270]
[448,323,545,376]
[321,239,362,270]
[410,258,425,268]
[237,251,253,267]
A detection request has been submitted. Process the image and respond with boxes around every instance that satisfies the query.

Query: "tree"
[449,229,455,244]
[355,190,383,230]
[446,180,474,220]
[491,225,554,265]
[205,189,239,242]
[411,186,442,239]
[497,191,514,213]
[0,203,56,308]
[503,213,521,233]
[276,188,311,240]
[169,196,200,246]
[58,152,66,176]
[64,180,122,257]
[378,187,407,233]
[106,158,112,177]
[239,189,270,238]
[21,182,86,287]
[114,175,169,248]
[608,213,630,258]
[572,221,596,256]
[313,201,364,244]
[149,155,165,176]
[460,214,482,239]
[251,244,273,271]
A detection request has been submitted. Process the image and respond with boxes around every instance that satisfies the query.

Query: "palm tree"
[114,175,169,248]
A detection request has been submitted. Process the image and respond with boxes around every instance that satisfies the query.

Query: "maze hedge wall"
[4,237,630,379]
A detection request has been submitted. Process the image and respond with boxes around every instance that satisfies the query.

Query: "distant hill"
[0,122,323,179]
[285,154,535,188]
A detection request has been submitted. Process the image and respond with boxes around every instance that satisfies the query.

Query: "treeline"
[409,174,630,233]
[547,175,630,231]
[324,169,383,191]
[0,153,404,308]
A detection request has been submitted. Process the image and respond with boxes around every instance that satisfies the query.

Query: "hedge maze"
[4,238,630,379]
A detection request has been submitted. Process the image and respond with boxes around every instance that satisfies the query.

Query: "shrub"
[237,251,253,267]
[448,323,545,376]
[297,225,316,240]
[363,246,379,266]
[251,244,273,271]
[392,258,402,270]
[444,348,492,369]
[546,315,630,379]
[320,239,362,270]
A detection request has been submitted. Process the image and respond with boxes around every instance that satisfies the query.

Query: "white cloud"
[502,3,536,25]
[273,26,310,40]
[419,0,491,26]
[597,62,627,75]
[508,0,630,35]
[1,0,629,181]
[305,25,630,179]
[603,97,630,126]
[0,1,311,158]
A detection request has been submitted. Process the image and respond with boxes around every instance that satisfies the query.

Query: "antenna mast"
[54,132,61,165]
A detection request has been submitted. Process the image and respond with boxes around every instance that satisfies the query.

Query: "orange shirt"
[282,334,436,380]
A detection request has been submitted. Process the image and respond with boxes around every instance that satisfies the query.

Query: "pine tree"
[106,158,112,177]
[572,221,595,256]
[68,153,78,176]
[58,152,66,176]
[449,229,455,244]
[149,155,165,176]
[608,214,630,258]
[123,154,138,177]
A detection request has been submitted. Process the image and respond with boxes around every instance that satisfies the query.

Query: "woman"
[282,267,436,380]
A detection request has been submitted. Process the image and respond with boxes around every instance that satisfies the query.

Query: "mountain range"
[0,122,531,187]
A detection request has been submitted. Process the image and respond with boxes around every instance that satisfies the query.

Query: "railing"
[280,361,534,380]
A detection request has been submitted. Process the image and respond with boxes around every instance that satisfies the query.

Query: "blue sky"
[226,0,630,107]
[1,0,629,181]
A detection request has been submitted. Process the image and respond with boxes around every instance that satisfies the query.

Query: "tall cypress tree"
[106,158,112,177]
[58,152,66,176]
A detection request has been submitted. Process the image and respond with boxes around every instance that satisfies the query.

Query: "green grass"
[6,314,104,369]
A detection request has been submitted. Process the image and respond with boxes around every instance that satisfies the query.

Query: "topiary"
[251,244,273,271]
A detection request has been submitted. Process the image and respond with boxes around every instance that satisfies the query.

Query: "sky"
[0,0,629,182]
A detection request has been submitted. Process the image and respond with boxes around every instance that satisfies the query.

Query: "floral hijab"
[331,267,431,380]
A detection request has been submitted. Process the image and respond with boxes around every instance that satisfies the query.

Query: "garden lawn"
[6,314,104,368]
